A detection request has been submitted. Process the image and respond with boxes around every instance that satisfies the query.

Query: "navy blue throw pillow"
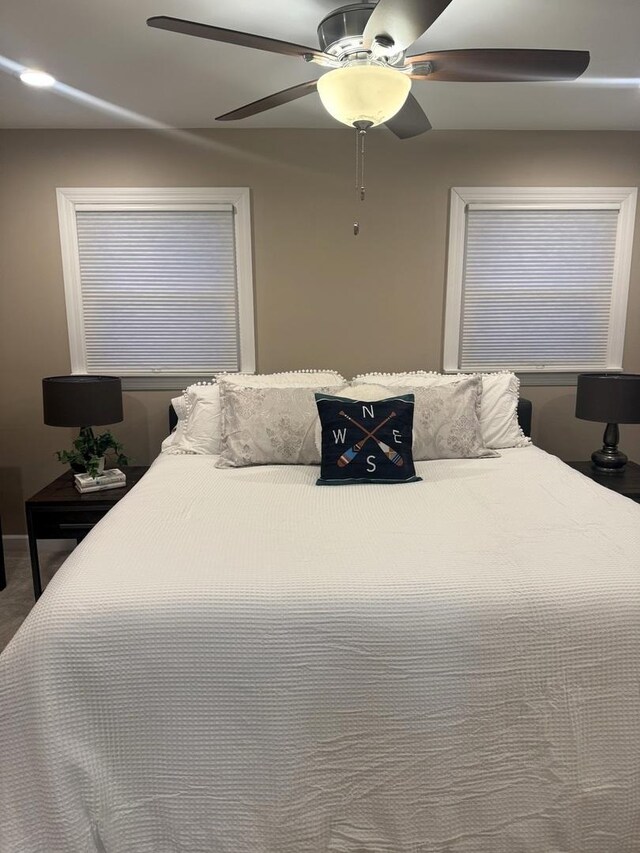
[315,392,422,485]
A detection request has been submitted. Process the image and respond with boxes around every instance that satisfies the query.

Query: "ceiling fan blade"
[363,0,454,53]
[147,16,326,62]
[385,93,432,138]
[216,80,318,121]
[408,49,590,82]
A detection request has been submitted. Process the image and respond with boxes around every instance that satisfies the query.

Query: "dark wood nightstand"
[25,466,148,600]
[567,460,640,503]
[0,516,6,591]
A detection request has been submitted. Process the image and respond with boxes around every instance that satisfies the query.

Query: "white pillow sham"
[353,371,529,449]
[163,383,221,456]
[215,370,346,388]
[160,395,189,452]
[172,394,189,421]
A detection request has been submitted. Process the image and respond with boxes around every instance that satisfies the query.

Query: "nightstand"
[0,516,6,591]
[25,466,148,600]
[567,460,640,503]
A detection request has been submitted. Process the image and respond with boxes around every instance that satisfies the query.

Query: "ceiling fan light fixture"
[317,64,411,128]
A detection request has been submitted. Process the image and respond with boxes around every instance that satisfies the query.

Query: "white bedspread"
[2,447,640,853]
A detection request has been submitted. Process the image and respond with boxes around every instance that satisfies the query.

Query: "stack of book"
[74,469,127,494]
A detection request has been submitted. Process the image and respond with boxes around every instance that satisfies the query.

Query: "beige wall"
[1,128,639,533]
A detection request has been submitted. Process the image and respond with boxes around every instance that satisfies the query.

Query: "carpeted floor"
[0,544,73,652]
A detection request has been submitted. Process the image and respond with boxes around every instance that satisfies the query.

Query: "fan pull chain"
[359,125,366,202]
[353,120,372,236]
[353,127,360,236]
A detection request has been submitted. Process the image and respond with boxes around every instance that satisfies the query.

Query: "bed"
[2,404,640,853]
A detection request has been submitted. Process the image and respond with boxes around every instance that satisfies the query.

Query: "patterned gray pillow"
[217,384,342,468]
[408,377,498,460]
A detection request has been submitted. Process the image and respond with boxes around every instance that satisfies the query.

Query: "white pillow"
[172,394,188,421]
[337,382,392,401]
[160,395,189,451]
[215,370,346,388]
[353,371,529,449]
[466,372,529,449]
[163,382,221,455]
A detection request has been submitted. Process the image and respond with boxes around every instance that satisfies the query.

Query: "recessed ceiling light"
[20,69,56,88]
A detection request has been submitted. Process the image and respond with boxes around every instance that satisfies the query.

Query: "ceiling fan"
[147,0,590,139]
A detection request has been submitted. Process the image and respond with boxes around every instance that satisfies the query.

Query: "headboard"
[517,398,532,438]
[169,398,533,438]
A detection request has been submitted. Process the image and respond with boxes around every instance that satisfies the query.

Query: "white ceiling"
[1,0,640,130]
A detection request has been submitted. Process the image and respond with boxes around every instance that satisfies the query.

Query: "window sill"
[442,370,623,387]
[121,376,221,391]
[517,370,622,387]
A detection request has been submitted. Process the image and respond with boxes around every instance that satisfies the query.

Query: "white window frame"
[56,187,255,389]
[443,186,637,382]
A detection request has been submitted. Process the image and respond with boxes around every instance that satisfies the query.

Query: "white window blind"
[75,209,239,375]
[57,188,255,388]
[460,208,619,371]
[443,188,637,378]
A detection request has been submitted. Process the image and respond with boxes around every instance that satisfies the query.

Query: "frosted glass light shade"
[317,64,411,128]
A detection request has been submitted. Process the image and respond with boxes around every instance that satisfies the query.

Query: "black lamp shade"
[575,373,640,424]
[42,376,123,427]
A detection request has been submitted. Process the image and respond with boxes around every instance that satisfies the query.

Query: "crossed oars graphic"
[336,410,404,468]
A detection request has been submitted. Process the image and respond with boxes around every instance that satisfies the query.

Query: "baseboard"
[3,535,76,555]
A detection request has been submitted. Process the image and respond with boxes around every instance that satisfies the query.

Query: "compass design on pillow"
[336,408,404,469]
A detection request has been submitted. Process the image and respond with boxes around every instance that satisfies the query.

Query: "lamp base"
[591,422,627,473]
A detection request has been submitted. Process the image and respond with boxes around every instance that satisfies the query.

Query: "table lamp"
[42,375,123,440]
[575,373,640,473]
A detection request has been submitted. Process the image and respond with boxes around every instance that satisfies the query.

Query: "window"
[443,187,637,380]
[56,187,255,389]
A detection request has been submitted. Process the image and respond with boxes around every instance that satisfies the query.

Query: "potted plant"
[57,427,129,479]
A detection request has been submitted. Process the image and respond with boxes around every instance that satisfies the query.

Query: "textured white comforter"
[2,447,640,853]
